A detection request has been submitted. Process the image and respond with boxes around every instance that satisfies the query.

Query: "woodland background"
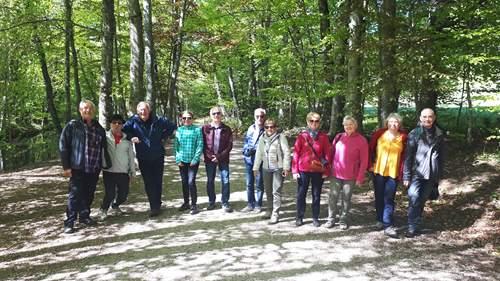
[0,0,498,170]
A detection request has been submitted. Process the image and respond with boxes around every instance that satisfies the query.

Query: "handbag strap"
[304,133,322,161]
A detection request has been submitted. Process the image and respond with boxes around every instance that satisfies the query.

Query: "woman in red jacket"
[369,113,408,238]
[292,112,331,227]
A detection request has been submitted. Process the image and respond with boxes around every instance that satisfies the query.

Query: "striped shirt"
[174,125,203,164]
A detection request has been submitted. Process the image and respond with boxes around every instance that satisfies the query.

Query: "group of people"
[59,100,445,239]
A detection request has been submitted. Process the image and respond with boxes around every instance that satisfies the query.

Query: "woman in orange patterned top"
[369,113,408,238]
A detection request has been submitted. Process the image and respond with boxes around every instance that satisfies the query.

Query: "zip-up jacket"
[201,123,233,164]
[103,131,136,176]
[253,133,291,171]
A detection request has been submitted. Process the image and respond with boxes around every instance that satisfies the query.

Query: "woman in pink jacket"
[292,112,331,227]
[325,115,368,230]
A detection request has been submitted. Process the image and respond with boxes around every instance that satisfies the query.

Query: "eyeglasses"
[211,112,221,116]
[182,117,192,120]
[111,121,123,125]
[265,125,276,129]
[255,115,265,119]
[308,119,320,123]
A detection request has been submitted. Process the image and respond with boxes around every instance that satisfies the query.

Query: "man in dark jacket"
[403,108,445,238]
[202,106,234,212]
[123,101,177,217]
[59,100,110,234]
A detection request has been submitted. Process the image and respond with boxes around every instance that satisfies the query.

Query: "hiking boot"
[63,225,75,234]
[375,221,384,231]
[190,205,199,215]
[149,209,161,217]
[384,226,399,238]
[99,209,108,221]
[312,219,321,227]
[295,218,303,227]
[240,206,254,213]
[223,205,233,213]
[405,230,418,238]
[324,220,335,228]
[206,203,216,210]
[178,203,190,212]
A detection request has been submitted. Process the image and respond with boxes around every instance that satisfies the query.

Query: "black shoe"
[149,209,161,217]
[312,219,321,227]
[206,203,216,210]
[79,218,97,226]
[405,230,417,238]
[295,218,303,227]
[190,205,199,215]
[178,203,190,211]
[63,225,74,234]
[384,226,399,238]
[223,205,233,213]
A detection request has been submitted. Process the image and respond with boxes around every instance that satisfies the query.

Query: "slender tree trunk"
[64,0,72,122]
[213,72,226,116]
[33,34,62,134]
[99,0,116,129]
[346,0,365,132]
[377,0,399,126]
[166,0,188,119]
[143,0,156,108]
[128,0,145,110]
[227,66,241,124]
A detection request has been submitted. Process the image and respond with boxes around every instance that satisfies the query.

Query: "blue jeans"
[296,172,323,220]
[205,162,230,207]
[65,169,100,227]
[373,174,397,228]
[245,162,264,208]
[138,157,164,211]
[179,163,199,206]
[407,178,434,232]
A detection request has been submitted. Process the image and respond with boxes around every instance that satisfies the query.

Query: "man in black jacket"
[59,100,110,234]
[403,108,445,238]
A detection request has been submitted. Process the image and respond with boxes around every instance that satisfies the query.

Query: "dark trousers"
[373,174,397,228]
[407,178,434,232]
[101,171,130,210]
[65,169,100,227]
[296,172,324,220]
[138,157,164,211]
[179,163,199,206]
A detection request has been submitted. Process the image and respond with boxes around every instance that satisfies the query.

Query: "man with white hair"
[59,99,111,234]
[403,108,446,238]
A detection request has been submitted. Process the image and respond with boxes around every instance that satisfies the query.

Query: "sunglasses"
[211,112,221,116]
[182,117,192,120]
[111,121,123,125]
[255,115,265,119]
[308,119,320,123]
[265,125,276,129]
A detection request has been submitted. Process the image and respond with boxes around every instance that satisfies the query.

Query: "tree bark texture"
[64,0,72,122]
[143,0,157,109]
[99,0,116,129]
[128,0,145,111]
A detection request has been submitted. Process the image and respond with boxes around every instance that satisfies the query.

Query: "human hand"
[292,173,300,180]
[403,180,409,187]
[131,137,140,144]
[63,169,72,177]
[178,162,184,167]
[211,155,218,163]
[282,170,289,177]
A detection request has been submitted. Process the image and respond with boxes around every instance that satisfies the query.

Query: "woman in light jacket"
[292,112,331,227]
[369,113,407,238]
[253,119,291,224]
[326,115,368,230]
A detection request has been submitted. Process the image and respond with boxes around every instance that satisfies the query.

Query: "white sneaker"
[99,209,108,221]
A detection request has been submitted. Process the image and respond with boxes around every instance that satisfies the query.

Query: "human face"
[210,109,222,123]
[264,123,276,136]
[307,117,321,131]
[137,104,150,122]
[110,120,123,134]
[255,112,266,126]
[343,120,357,136]
[181,114,193,126]
[420,109,435,129]
[387,118,401,132]
[79,102,94,122]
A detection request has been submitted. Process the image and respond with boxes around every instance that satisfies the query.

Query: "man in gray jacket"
[403,108,445,238]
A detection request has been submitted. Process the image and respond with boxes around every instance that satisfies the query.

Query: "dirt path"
[0,140,498,280]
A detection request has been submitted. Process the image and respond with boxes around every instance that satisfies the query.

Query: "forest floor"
[0,139,498,281]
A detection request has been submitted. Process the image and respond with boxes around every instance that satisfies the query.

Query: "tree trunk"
[227,66,241,124]
[213,72,226,116]
[33,35,62,134]
[377,0,399,126]
[166,0,188,119]
[128,0,145,111]
[346,0,365,132]
[99,0,116,129]
[143,0,157,108]
[64,0,72,122]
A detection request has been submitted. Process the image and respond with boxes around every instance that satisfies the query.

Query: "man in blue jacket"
[241,108,266,213]
[123,101,177,217]
[403,108,446,238]
[59,100,111,234]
